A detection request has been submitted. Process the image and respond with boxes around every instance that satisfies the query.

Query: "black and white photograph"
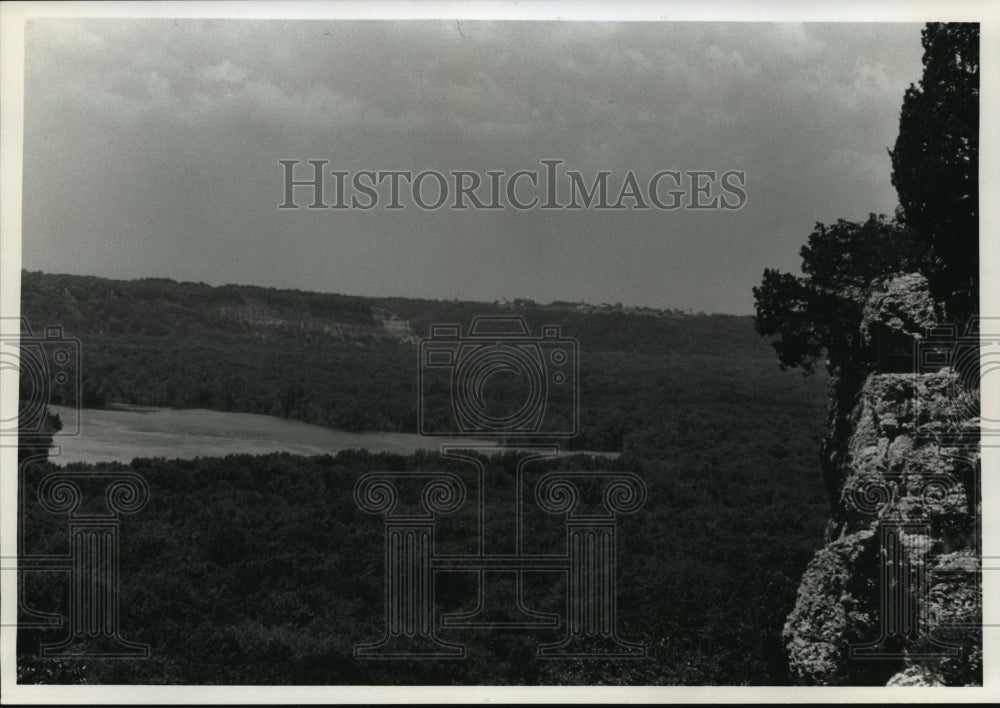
[0,1,994,702]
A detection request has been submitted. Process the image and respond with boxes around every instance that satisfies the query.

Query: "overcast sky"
[21,19,923,314]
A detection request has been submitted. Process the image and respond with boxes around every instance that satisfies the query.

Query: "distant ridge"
[20,269,808,452]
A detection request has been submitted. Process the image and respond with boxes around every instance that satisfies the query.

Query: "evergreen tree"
[890,22,979,320]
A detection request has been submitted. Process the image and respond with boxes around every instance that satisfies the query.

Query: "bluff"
[783,273,982,685]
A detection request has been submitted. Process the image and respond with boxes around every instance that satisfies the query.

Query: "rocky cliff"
[783,273,982,686]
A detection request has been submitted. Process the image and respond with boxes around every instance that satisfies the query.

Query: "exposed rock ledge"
[783,273,982,686]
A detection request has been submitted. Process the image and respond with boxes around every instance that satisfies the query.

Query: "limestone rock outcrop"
[783,273,981,686]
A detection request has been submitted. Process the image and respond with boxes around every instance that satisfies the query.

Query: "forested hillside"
[21,270,824,454]
[20,449,827,685]
[18,270,831,684]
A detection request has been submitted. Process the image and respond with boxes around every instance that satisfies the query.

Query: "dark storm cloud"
[22,19,922,313]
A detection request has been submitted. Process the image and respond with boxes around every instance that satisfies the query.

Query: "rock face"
[783,273,982,686]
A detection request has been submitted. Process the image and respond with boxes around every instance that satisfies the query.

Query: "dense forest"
[17,270,830,684]
[21,270,825,454]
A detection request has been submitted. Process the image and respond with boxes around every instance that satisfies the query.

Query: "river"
[44,405,615,465]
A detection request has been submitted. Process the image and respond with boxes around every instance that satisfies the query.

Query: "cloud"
[21,19,924,313]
